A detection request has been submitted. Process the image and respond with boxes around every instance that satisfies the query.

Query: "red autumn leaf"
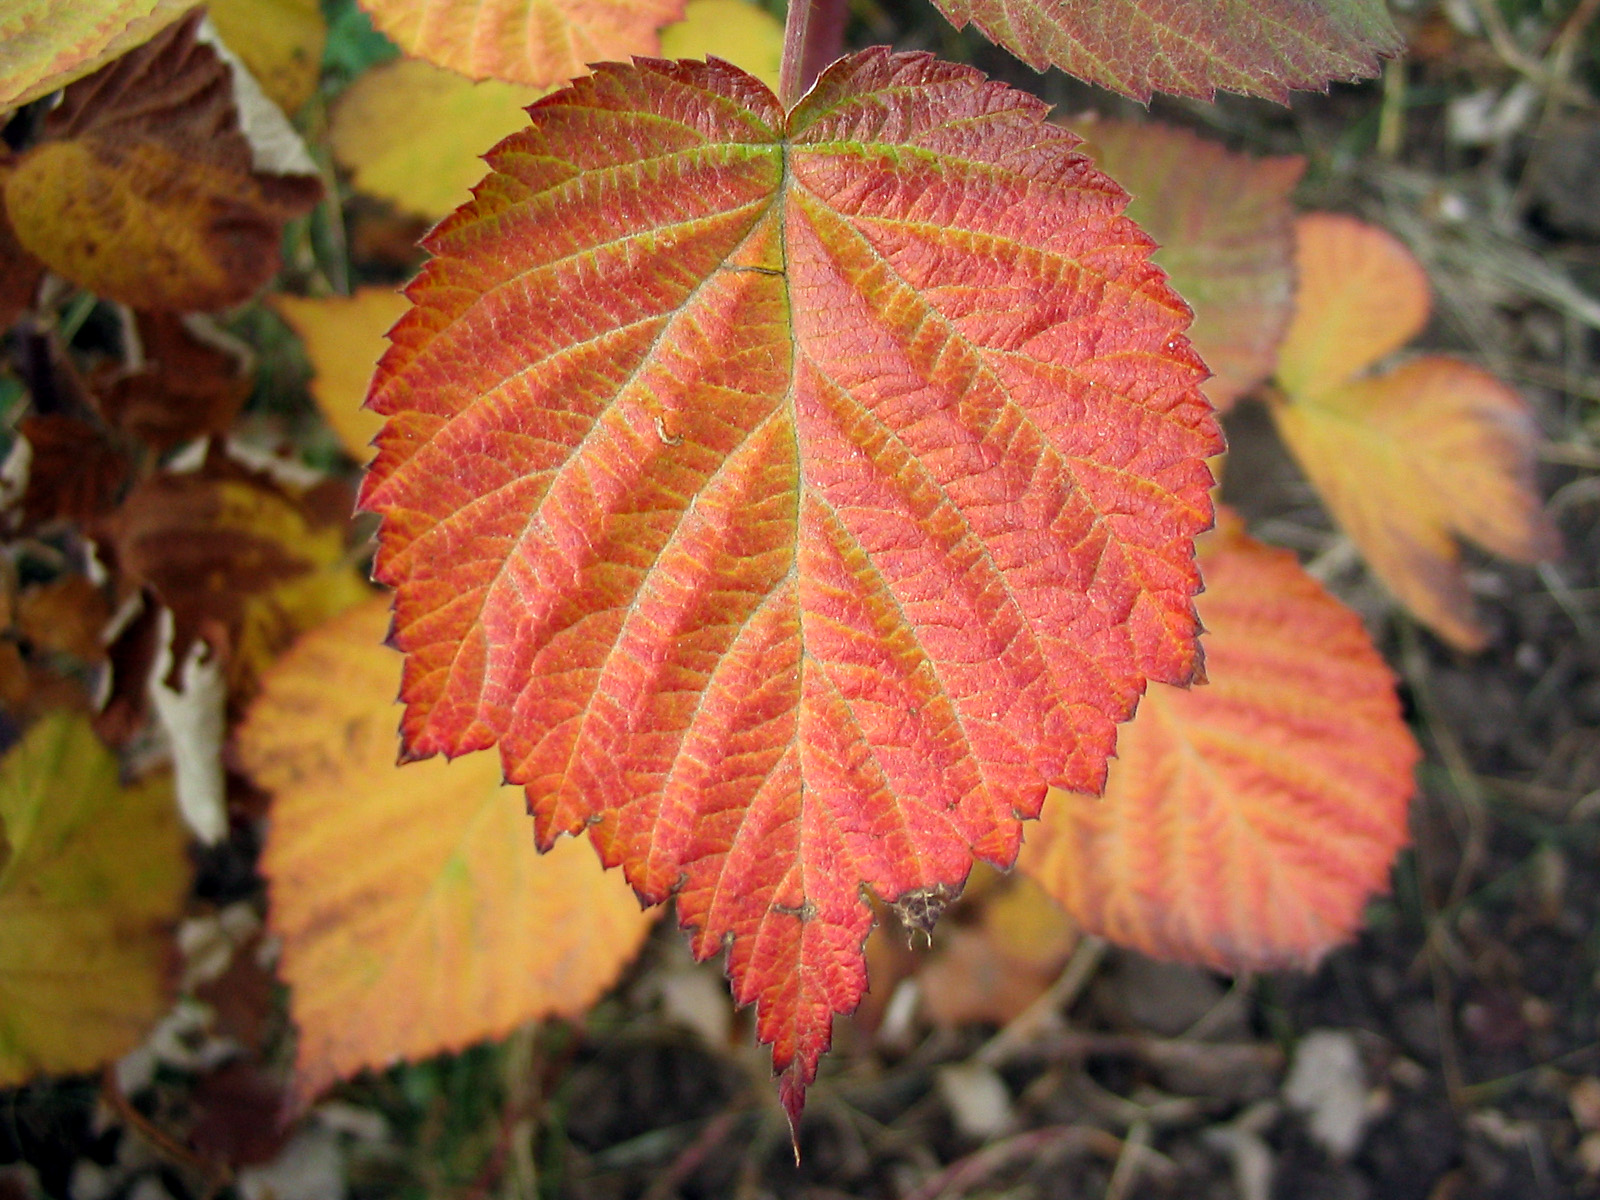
[360,50,1221,1125]
[1074,119,1303,411]
[927,0,1401,103]
[1019,514,1418,969]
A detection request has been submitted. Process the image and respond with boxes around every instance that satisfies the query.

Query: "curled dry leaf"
[1076,118,1303,411]
[1269,213,1561,649]
[0,713,189,1085]
[926,0,1400,102]
[0,206,44,329]
[359,51,1221,1124]
[1019,514,1418,970]
[94,313,251,452]
[273,289,410,461]
[16,414,133,528]
[108,445,369,699]
[239,598,658,1102]
[0,13,321,312]
[0,0,200,110]
[357,0,683,88]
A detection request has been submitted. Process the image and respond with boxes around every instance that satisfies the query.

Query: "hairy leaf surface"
[929,0,1400,102]
[241,600,657,1101]
[1076,119,1303,410]
[1270,214,1560,649]
[1019,515,1417,968]
[360,50,1221,1123]
[357,0,682,87]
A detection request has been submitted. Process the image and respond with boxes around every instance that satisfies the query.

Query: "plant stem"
[779,0,848,108]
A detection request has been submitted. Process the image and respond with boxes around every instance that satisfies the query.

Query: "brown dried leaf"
[17,414,133,528]
[108,445,368,697]
[93,314,250,451]
[1,13,321,312]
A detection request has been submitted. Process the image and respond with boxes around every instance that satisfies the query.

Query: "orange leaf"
[238,598,657,1101]
[359,51,1221,1125]
[357,0,683,88]
[1,14,320,312]
[0,0,201,111]
[1019,515,1418,969]
[1269,214,1560,649]
[1274,213,1429,399]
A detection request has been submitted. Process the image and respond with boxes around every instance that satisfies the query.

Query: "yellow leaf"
[658,0,782,92]
[1270,213,1560,649]
[0,714,189,1085]
[239,599,658,1100]
[330,57,547,221]
[208,0,327,114]
[0,0,200,111]
[273,288,409,461]
[357,0,682,88]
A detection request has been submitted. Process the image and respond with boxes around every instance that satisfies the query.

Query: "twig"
[640,1109,744,1200]
[901,1124,1120,1200]
[976,935,1106,1066]
[99,1064,232,1198]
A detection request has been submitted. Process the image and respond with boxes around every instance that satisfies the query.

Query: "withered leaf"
[1,13,321,312]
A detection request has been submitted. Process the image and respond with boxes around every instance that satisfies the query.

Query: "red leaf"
[359,50,1221,1127]
[927,0,1401,103]
[1019,514,1418,969]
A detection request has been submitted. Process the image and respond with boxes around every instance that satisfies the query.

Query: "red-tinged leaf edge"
[358,49,1223,1135]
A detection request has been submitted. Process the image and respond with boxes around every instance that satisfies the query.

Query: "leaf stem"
[778,0,847,108]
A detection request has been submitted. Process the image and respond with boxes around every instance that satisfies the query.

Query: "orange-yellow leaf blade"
[1019,517,1418,969]
[357,0,683,87]
[1273,212,1430,398]
[359,50,1222,1125]
[328,58,549,222]
[1271,215,1561,649]
[274,288,411,460]
[0,0,200,111]
[238,599,658,1101]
